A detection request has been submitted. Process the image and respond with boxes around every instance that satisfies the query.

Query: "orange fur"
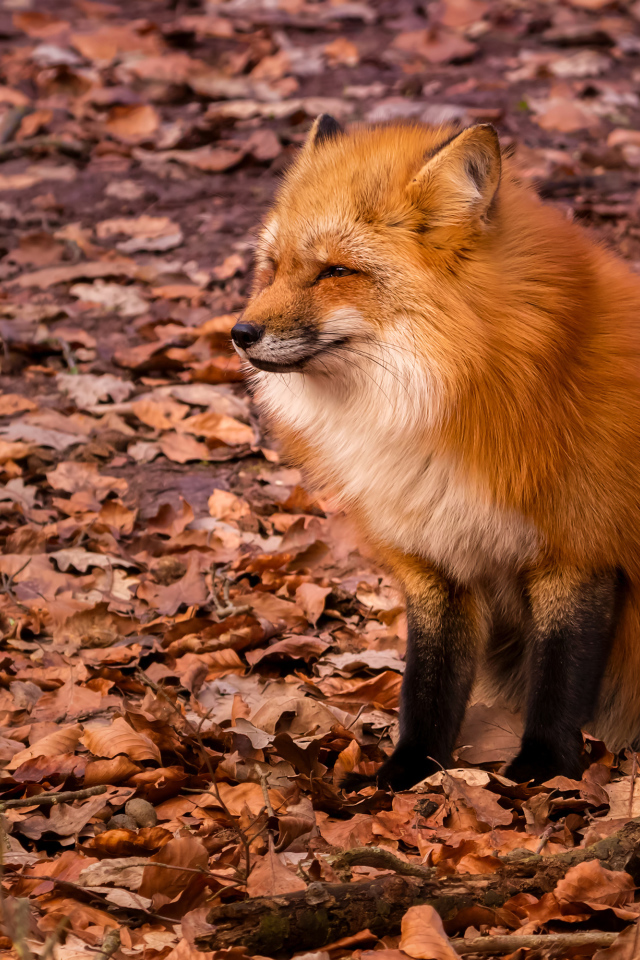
[238,120,640,752]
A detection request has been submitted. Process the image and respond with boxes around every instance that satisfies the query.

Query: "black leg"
[504,569,621,784]
[343,566,486,792]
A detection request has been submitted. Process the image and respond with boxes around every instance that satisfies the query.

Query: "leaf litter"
[2,0,640,958]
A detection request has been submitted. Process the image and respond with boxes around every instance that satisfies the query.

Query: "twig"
[0,558,32,613]
[453,931,619,955]
[208,564,252,620]
[326,846,432,881]
[95,929,120,960]
[0,785,107,809]
[535,823,557,855]
[0,135,89,162]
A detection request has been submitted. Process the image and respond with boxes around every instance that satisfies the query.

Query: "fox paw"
[341,749,442,793]
[504,748,583,785]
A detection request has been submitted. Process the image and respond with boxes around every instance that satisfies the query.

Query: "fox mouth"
[243,337,350,373]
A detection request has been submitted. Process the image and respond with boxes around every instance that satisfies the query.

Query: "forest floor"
[2,1,640,959]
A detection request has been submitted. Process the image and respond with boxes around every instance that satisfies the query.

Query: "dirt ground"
[2,1,640,958]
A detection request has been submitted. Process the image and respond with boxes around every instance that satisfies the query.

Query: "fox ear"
[305,114,343,150]
[409,124,501,225]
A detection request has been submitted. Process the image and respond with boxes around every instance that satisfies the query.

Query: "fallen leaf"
[246,837,307,897]
[208,489,250,521]
[594,925,640,959]
[139,835,209,899]
[6,725,82,771]
[70,280,148,316]
[81,717,161,763]
[400,904,460,960]
[295,582,331,625]
[555,860,635,909]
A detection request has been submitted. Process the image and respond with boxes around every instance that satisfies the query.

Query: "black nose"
[231,322,264,350]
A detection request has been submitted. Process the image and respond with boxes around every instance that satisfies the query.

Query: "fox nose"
[231,321,264,350]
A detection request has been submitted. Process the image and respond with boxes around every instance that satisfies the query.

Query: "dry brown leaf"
[153,146,245,173]
[555,860,635,909]
[246,837,307,897]
[180,412,254,446]
[71,25,162,62]
[131,398,189,431]
[6,725,82,771]
[159,432,211,463]
[139,835,209,899]
[97,215,177,239]
[212,254,246,281]
[295,582,331,625]
[325,37,360,66]
[46,461,128,499]
[400,904,460,960]
[604,777,640,819]
[594,925,640,960]
[84,757,142,786]
[0,440,34,464]
[208,489,251,521]
[14,11,67,38]
[81,717,161,763]
[439,0,489,28]
[392,28,476,65]
[533,97,600,133]
[0,394,37,416]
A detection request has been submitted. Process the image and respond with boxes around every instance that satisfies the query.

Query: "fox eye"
[316,265,357,282]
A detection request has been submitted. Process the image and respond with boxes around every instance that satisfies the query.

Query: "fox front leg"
[343,559,487,792]
[504,567,621,784]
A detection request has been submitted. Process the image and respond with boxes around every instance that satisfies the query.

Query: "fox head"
[231,117,503,388]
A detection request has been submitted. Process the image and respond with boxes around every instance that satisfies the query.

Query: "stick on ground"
[196,817,640,956]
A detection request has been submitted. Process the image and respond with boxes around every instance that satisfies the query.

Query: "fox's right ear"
[305,114,343,150]
[408,124,501,226]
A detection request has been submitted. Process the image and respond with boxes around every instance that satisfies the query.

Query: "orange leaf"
[247,837,306,897]
[295,582,331,625]
[180,412,254,446]
[400,904,460,960]
[6,725,82,771]
[106,104,159,142]
[555,860,634,909]
[139,835,209,899]
[81,717,161,763]
[208,488,250,521]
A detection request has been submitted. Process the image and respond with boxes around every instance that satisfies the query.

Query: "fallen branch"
[454,931,619,956]
[0,785,107,809]
[196,817,640,956]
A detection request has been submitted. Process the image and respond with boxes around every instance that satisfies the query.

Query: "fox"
[231,114,640,791]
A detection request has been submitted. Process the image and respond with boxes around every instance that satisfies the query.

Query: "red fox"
[232,115,640,790]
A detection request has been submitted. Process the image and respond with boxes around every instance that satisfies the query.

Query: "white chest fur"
[256,367,538,583]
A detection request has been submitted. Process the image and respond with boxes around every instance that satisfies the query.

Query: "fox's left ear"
[305,114,343,150]
[409,124,501,224]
